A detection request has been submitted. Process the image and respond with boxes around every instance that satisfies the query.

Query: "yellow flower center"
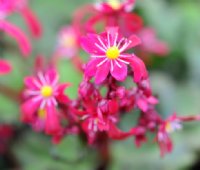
[106,46,120,59]
[63,35,76,47]
[108,0,121,10]
[165,122,172,133]
[41,85,53,98]
[37,109,46,119]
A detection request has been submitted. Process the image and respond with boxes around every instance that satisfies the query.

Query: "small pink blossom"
[156,113,182,156]
[81,27,147,84]
[95,0,135,13]
[138,27,169,56]
[21,69,69,135]
[55,26,79,58]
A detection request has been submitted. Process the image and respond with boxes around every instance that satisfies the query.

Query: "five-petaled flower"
[81,27,147,84]
[21,69,70,135]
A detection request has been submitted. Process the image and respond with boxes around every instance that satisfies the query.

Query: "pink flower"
[55,26,79,58]
[0,59,12,75]
[156,113,182,156]
[164,113,182,133]
[73,0,142,36]
[95,0,135,13]
[81,27,147,84]
[138,27,169,56]
[21,69,69,135]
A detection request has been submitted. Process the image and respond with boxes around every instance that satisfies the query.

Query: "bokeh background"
[1,0,200,169]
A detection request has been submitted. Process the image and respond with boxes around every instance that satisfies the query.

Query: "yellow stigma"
[106,46,120,59]
[63,35,76,47]
[41,85,53,98]
[165,122,172,133]
[38,109,46,119]
[108,0,121,10]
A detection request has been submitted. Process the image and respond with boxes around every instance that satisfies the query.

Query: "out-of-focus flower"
[0,0,42,57]
[55,26,79,58]
[81,27,147,84]
[156,113,182,156]
[0,0,42,37]
[138,28,169,56]
[95,0,135,13]
[0,59,12,75]
[73,0,142,35]
[21,69,70,135]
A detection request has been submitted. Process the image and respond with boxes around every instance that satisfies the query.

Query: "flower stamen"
[106,46,120,59]
[41,85,53,98]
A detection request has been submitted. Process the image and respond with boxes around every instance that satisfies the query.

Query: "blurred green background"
[1,0,200,169]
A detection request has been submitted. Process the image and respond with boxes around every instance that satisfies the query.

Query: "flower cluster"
[0,0,200,161]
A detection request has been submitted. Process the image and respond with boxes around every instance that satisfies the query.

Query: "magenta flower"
[138,27,169,56]
[95,0,135,13]
[156,113,182,156]
[55,26,79,58]
[81,27,147,84]
[21,69,69,135]
[0,59,12,75]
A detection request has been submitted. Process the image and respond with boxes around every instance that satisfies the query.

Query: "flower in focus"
[0,59,12,75]
[81,27,147,84]
[21,69,70,135]
[55,26,79,58]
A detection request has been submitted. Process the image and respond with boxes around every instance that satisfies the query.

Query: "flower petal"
[0,20,31,57]
[127,34,141,49]
[80,33,106,55]
[21,99,40,123]
[24,76,39,89]
[108,122,133,140]
[0,59,12,75]
[126,54,148,82]
[95,60,110,84]
[45,106,61,135]
[84,58,103,78]
[110,61,127,81]
[20,7,42,38]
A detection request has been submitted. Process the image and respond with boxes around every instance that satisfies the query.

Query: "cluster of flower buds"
[1,0,200,158]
